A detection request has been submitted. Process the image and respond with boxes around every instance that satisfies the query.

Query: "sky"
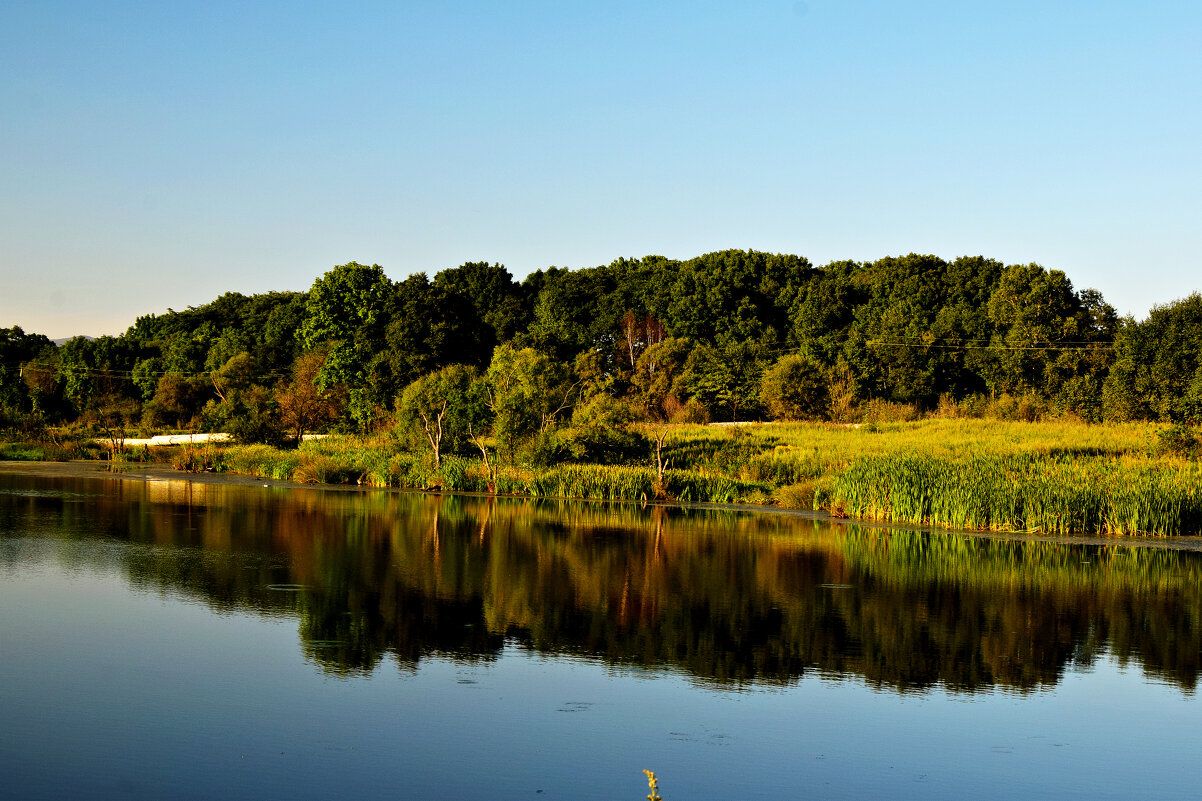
[2,0,1200,339]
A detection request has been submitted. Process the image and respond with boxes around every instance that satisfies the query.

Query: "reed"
[183,418,1202,535]
[826,453,1202,536]
[0,442,46,461]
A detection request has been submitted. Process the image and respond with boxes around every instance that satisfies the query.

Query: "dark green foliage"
[434,261,529,358]
[680,341,767,422]
[225,387,286,446]
[563,395,651,465]
[0,326,54,425]
[299,262,395,431]
[1103,294,1202,422]
[760,354,828,420]
[5,249,1199,434]
[667,250,809,347]
[1155,423,1200,459]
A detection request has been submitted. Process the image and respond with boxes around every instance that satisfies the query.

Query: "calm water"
[2,469,1201,800]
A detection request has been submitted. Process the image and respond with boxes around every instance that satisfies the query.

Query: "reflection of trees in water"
[5,473,1202,693]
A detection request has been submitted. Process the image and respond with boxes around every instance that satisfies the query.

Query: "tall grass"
[174,418,1202,535]
[826,453,1202,536]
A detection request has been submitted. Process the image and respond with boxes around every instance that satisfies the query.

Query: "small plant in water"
[643,769,663,801]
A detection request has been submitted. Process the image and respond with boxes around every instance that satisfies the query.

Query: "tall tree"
[299,262,394,431]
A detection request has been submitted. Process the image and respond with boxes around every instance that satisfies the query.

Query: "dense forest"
[2,251,1200,454]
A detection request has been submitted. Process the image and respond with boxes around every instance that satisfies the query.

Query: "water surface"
[2,470,1200,799]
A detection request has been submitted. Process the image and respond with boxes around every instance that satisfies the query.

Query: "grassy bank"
[198,419,1202,536]
[5,418,1199,535]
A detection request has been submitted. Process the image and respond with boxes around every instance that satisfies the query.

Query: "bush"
[861,399,920,424]
[1155,423,1200,459]
[560,396,652,465]
[774,482,815,509]
[760,355,827,420]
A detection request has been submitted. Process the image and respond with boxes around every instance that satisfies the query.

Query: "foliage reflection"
[3,474,1200,693]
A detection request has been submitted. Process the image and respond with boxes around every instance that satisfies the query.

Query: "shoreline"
[4,459,1202,552]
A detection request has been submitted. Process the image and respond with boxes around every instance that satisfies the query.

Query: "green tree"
[299,262,394,431]
[384,274,484,386]
[396,365,480,469]
[224,385,285,446]
[760,354,828,420]
[483,344,578,460]
[631,337,693,421]
[667,250,809,347]
[149,372,208,429]
[985,264,1086,397]
[681,341,767,422]
[0,326,53,423]
[564,394,649,464]
[1102,294,1202,421]
[433,261,528,358]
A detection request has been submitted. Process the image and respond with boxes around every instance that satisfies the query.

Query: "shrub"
[1155,423,1200,459]
[774,482,815,509]
[760,354,827,420]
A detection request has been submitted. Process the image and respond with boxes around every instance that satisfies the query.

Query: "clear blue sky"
[3,0,1199,338]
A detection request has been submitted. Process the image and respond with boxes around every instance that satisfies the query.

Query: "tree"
[667,250,809,347]
[627,336,697,485]
[680,341,767,422]
[565,394,649,465]
[760,354,828,420]
[210,352,256,402]
[433,261,528,347]
[224,386,285,446]
[299,262,394,431]
[0,327,53,423]
[150,373,208,429]
[1102,294,1202,421]
[276,350,340,441]
[384,274,486,386]
[482,344,578,460]
[985,264,1085,397]
[21,350,61,419]
[631,337,693,420]
[395,365,480,469]
[526,267,617,361]
[85,393,140,455]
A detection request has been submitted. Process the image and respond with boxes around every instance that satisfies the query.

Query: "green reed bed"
[0,442,47,461]
[664,469,771,505]
[215,441,775,505]
[826,453,1202,536]
[218,444,304,482]
[203,419,1195,534]
[526,465,656,502]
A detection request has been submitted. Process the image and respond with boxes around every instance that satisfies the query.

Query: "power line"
[865,340,1114,352]
[5,362,290,382]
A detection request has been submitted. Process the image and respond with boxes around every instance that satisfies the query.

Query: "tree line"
[1,250,1200,454]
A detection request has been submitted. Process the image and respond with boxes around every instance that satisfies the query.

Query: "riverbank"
[6,455,1202,554]
[6,418,1199,536]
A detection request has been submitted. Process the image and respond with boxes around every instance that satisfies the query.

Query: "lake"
[2,467,1201,800]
